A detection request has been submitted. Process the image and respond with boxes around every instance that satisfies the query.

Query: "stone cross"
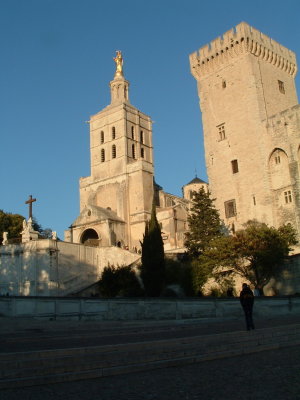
[25,195,36,219]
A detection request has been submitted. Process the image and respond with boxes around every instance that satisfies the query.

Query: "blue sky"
[1,0,300,238]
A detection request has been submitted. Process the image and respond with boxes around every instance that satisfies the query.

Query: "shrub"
[98,264,144,297]
[165,258,194,296]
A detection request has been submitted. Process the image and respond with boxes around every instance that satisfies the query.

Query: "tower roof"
[186,177,207,185]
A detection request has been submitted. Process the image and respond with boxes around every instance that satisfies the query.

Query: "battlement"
[190,22,297,79]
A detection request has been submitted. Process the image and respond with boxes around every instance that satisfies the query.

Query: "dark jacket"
[240,286,254,308]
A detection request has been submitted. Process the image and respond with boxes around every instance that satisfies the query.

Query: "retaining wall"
[0,296,299,321]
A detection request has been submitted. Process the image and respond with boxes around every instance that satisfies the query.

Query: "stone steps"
[0,324,299,389]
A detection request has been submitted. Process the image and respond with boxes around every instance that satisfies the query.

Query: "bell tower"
[77,51,154,249]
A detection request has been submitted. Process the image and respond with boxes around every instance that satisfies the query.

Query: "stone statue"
[2,232,8,245]
[52,231,57,240]
[22,219,27,230]
[27,217,33,231]
[21,217,39,243]
[113,50,123,78]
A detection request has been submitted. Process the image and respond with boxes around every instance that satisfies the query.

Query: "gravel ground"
[1,346,300,400]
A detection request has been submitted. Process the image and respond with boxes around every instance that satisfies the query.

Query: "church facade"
[190,22,300,237]
[65,51,207,253]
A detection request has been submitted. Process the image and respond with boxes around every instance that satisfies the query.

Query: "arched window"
[140,130,144,144]
[112,126,116,140]
[131,126,134,139]
[112,145,116,159]
[101,149,105,162]
[100,131,104,144]
[132,144,135,159]
[268,148,290,190]
[141,147,144,158]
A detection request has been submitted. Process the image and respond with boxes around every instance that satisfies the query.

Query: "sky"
[1,0,300,239]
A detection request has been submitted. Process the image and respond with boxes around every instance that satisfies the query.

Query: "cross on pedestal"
[25,195,37,219]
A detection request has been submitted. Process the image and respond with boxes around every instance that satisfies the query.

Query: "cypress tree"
[140,202,165,296]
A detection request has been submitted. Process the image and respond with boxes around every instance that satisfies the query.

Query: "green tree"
[202,220,298,290]
[140,202,165,296]
[0,210,54,244]
[190,258,213,296]
[0,210,25,243]
[184,188,225,294]
[184,188,224,258]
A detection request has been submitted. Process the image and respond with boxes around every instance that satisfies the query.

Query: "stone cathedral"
[64,51,206,253]
[2,23,300,297]
[190,22,300,238]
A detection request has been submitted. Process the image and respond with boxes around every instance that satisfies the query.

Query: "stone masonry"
[190,22,300,237]
[65,52,207,253]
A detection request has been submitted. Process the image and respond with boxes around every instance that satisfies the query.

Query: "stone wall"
[0,240,140,297]
[0,296,299,321]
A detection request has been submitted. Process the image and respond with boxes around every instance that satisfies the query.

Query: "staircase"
[1,323,299,389]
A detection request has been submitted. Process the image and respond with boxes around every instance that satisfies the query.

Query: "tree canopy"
[0,210,53,244]
[201,220,298,289]
[0,210,25,243]
[140,202,165,296]
[184,187,224,258]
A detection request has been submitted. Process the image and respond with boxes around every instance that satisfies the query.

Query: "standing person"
[240,283,255,331]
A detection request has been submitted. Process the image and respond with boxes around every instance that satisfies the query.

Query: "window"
[100,131,104,144]
[284,190,292,204]
[131,126,135,139]
[224,199,236,218]
[112,145,116,159]
[222,80,226,89]
[140,130,144,144]
[141,147,144,158]
[188,190,197,200]
[132,144,135,159]
[112,127,116,140]
[166,197,174,207]
[278,80,285,94]
[231,159,239,174]
[217,123,226,141]
[275,155,281,165]
[101,149,105,162]
[253,196,256,206]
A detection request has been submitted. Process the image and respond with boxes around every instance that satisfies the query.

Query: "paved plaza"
[1,346,299,400]
[0,315,300,399]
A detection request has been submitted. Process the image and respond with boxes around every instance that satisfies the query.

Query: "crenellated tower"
[190,22,300,236]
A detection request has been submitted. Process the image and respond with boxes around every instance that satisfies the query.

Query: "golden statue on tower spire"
[113,50,124,78]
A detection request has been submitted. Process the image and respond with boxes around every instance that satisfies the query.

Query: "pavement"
[1,314,300,353]
[0,315,300,399]
[1,346,299,400]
